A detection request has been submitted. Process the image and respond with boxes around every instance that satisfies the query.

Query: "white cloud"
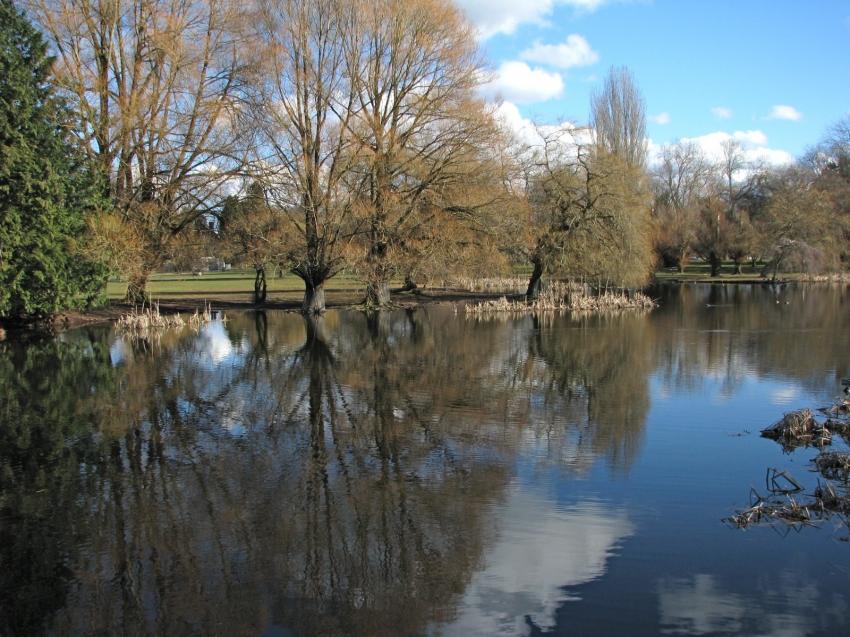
[481,61,564,104]
[456,0,610,39]
[768,104,803,121]
[751,147,796,165]
[494,101,583,158]
[520,34,599,69]
[733,129,768,146]
[495,101,542,148]
[711,106,733,119]
[651,112,671,125]
[675,129,793,166]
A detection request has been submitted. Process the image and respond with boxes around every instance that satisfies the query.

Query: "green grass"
[653,262,768,282]
[106,270,369,301]
[105,262,835,303]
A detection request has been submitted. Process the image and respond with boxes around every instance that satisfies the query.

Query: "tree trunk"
[733,258,742,275]
[401,274,418,292]
[365,280,392,308]
[253,266,267,305]
[302,280,326,315]
[125,271,150,305]
[709,253,722,278]
[526,259,544,301]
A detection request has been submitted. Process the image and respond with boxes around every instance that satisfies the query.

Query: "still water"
[1,284,849,636]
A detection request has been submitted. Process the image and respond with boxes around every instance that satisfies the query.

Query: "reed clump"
[448,277,528,294]
[814,452,850,482]
[728,386,850,536]
[117,302,220,333]
[465,281,656,314]
[820,397,850,418]
[798,273,850,283]
[760,409,829,449]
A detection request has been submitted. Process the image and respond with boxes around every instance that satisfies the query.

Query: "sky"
[456,0,850,165]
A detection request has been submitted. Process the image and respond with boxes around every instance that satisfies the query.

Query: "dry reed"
[117,302,221,333]
[814,452,850,482]
[724,468,850,532]
[447,277,528,294]
[760,409,830,449]
[465,281,656,315]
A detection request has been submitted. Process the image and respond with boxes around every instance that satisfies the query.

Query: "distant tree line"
[2,0,849,320]
[653,132,850,280]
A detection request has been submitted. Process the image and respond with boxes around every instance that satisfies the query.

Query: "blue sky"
[457,0,850,164]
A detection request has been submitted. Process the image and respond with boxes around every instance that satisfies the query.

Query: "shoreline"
[4,275,849,335]
[48,288,510,331]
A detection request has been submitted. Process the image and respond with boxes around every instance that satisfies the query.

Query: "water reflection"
[651,284,850,396]
[0,283,848,635]
[439,487,632,636]
[658,573,846,637]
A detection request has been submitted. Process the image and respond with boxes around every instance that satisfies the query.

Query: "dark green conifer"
[0,0,105,321]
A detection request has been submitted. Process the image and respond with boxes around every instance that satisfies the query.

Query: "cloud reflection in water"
[438,484,632,636]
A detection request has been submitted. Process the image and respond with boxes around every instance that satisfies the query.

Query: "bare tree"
[652,141,712,271]
[28,0,259,301]
[590,66,647,169]
[341,0,499,308]
[718,140,766,273]
[255,0,363,314]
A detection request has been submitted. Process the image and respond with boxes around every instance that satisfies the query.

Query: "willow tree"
[28,0,258,301]
[759,166,836,278]
[220,183,285,305]
[805,116,850,266]
[342,0,499,308]
[255,0,362,314]
[521,128,655,299]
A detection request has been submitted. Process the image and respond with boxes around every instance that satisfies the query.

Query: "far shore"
[3,270,847,334]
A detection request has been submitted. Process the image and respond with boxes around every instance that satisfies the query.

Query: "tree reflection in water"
[1,284,847,635]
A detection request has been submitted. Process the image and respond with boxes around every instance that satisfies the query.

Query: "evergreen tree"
[0,0,105,321]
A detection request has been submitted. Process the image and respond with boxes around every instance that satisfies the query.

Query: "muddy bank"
[3,288,516,334]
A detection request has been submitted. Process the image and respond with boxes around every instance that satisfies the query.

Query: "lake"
[1,283,849,636]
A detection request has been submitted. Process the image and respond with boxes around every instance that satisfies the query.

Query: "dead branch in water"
[724,468,849,533]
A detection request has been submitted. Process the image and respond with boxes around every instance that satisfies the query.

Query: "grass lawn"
[106,270,372,303]
[653,262,768,283]
[104,262,840,305]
